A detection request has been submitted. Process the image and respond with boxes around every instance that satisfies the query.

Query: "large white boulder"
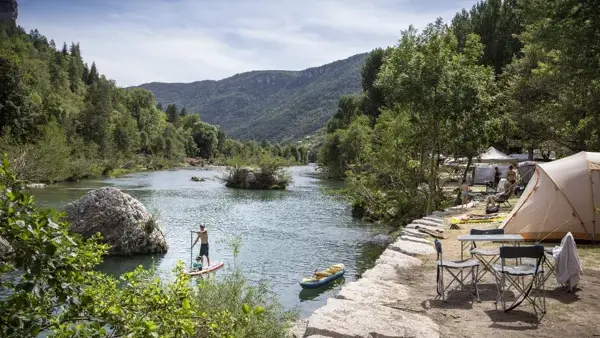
[65,187,168,256]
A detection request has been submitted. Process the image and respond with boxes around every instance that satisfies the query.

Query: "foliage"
[0,155,296,337]
[224,153,293,190]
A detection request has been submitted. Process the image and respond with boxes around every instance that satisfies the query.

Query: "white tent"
[478,147,518,164]
[501,151,600,241]
[472,164,511,185]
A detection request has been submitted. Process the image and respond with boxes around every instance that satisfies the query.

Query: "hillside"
[137,53,366,142]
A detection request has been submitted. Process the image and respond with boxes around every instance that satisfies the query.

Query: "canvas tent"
[501,151,600,241]
[472,164,511,185]
[517,161,537,185]
[478,147,518,164]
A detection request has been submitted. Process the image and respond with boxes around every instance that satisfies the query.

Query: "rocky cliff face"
[65,187,168,256]
[0,0,17,25]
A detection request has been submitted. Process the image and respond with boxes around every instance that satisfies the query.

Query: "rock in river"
[65,187,168,256]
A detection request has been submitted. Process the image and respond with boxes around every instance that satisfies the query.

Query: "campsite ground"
[399,201,600,337]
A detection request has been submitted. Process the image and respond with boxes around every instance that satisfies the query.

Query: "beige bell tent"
[500,151,600,241]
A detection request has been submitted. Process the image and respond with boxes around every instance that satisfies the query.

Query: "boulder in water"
[65,187,168,256]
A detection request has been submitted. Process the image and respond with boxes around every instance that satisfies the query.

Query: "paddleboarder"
[192,224,210,268]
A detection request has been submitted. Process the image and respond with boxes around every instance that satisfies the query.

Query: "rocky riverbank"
[292,212,449,337]
[288,201,493,337]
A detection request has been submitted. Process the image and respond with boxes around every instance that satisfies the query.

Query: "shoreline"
[292,201,600,337]
[292,209,452,337]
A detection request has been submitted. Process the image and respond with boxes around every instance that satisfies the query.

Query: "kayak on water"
[185,261,224,276]
[300,263,345,289]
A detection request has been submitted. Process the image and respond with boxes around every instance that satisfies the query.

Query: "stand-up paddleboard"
[185,261,224,276]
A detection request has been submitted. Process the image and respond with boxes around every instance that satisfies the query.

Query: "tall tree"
[166,103,179,125]
[179,106,188,117]
[360,48,386,121]
[86,62,99,85]
[0,57,36,143]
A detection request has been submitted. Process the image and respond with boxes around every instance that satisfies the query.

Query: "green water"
[29,165,391,317]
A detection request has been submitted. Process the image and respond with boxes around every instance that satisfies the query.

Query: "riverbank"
[294,201,600,337]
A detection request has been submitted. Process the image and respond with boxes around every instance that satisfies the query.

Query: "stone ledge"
[305,298,439,338]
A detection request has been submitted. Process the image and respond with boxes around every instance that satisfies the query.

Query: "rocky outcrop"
[0,0,17,25]
[65,187,168,256]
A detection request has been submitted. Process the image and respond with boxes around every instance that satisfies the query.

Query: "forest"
[318,0,600,224]
[0,24,308,184]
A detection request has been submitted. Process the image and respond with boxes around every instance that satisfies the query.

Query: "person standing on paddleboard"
[193,224,210,268]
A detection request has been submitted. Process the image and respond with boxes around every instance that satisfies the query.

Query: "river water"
[29,165,391,317]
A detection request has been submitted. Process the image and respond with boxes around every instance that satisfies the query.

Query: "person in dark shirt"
[493,167,501,189]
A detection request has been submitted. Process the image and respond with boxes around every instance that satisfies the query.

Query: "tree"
[179,106,188,117]
[0,57,36,143]
[166,103,179,125]
[360,48,386,121]
[326,95,361,133]
[61,41,68,55]
[86,62,98,85]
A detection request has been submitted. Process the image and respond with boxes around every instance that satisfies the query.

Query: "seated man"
[192,256,203,271]
[485,181,511,207]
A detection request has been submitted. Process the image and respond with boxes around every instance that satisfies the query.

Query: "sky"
[18,0,478,87]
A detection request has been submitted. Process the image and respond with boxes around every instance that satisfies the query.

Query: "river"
[29,165,391,317]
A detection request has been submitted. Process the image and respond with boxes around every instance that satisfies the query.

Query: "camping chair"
[469,228,504,281]
[542,247,557,286]
[434,239,480,302]
[493,190,512,207]
[494,245,546,320]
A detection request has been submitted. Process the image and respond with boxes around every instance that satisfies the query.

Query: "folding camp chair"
[494,245,546,320]
[542,247,557,285]
[495,193,512,207]
[469,228,504,281]
[434,239,480,302]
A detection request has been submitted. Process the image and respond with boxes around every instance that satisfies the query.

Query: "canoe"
[300,264,345,289]
[185,261,224,276]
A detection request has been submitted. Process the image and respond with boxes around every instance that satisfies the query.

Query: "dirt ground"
[393,201,600,338]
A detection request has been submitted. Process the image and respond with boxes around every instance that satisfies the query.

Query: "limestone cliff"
[0,0,17,26]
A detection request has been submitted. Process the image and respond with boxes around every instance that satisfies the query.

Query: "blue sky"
[18,0,478,87]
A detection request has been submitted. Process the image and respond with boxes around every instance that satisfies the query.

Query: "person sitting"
[192,256,203,271]
[485,181,512,207]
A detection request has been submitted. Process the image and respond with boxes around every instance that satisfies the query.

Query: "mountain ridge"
[136,53,367,142]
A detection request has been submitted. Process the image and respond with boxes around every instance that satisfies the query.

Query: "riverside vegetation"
[0,155,297,337]
[318,0,600,225]
[0,23,309,185]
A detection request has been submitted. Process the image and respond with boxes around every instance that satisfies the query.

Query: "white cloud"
[18,0,478,87]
